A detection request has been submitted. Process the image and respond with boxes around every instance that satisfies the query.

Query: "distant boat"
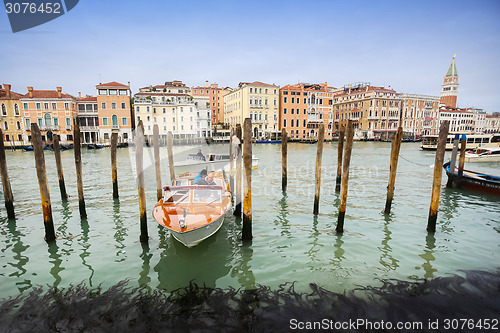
[153,171,232,247]
[174,153,230,173]
[22,146,33,151]
[256,139,281,143]
[465,147,500,163]
[421,133,500,150]
[223,155,260,171]
[87,144,104,149]
[443,161,500,195]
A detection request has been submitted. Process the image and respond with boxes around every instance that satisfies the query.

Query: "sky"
[1,0,500,112]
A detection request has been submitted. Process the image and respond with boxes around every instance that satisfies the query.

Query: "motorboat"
[174,153,230,172]
[443,161,500,195]
[465,147,500,163]
[152,171,232,247]
[223,155,260,172]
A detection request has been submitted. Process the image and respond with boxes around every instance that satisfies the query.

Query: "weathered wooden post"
[0,128,15,219]
[229,127,234,194]
[446,134,460,188]
[242,118,253,240]
[335,125,345,192]
[313,124,325,215]
[136,121,148,242]
[336,120,354,233]
[31,123,55,242]
[167,131,175,185]
[456,134,467,187]
[53,135,68,201]
[73,119,87,219]
[234,124,243,217]
[384,126,403,214]
[281,128,287,193]
[427,120,450,233]
[110,132,119,199]
[153,124,162,201]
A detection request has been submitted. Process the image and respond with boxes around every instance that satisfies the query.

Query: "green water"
[1,142,499,299]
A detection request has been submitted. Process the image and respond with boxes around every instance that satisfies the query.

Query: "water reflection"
[155,223,232,291]
[47,242,63,288]
[79,220,94,285]
[331,234,345,267]
[378,214,399,271]
[274,195,291,238]
[112,199,127,262]
[139,243,152,291]
[5,220,31,292]
[306,216,321,266]
[419,234,437,279]
[232,241,256,289]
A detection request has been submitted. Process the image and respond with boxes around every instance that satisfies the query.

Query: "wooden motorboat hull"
[444,162,500,195]
[170,212,226,247]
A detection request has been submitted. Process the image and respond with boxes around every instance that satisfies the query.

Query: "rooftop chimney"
[57,87,62,98]
[78,92,81,99]
[3,84,11,98]
[205,80,209,88]
[28,86,33,98]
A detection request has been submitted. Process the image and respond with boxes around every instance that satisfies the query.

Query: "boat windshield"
[163,185,224,204]
[193,188,222,203]
[163,188,190,205]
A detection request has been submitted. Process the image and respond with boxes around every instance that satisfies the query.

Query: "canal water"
[0,142,499,300]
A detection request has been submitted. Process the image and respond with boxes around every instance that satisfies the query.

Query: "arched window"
[4,121,8,130]
[14,104,19,116]
[1,104,6,116]
[112,114,118,126]
[311,94,316,105]
[16,121,20,130]
[44,113,52,127]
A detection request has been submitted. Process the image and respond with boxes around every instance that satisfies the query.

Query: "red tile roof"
[21,90,75,99]
[0,89,23,99]
[239,81,279,88]
[96,81,129,88]
[77,96,97,102]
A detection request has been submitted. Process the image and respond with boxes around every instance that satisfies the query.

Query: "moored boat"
[153,171,232,247]
[465,147,500,163]
[421,133,500,150]
[443,161,500,195]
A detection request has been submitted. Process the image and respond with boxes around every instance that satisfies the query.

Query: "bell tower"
[440,55,459,109]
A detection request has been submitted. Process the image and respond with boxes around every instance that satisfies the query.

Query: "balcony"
[112,125,120,130]
[367,116,378,120]
[249,103,264,108]
[40,125,60,131]
[80,125,99,131]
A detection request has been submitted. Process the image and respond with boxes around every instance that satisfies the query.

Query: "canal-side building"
[333,83,399,140]
[134,80,210,142]
[0,84,24,147]
[484,113,500,134]
[399,94,440,137]
[76,94,99,144]
[20,86,77,145]
[96,82,132,144]
[223,81,280,139]
[191,82,228,125]
[279,82,335,141]
[437,108,475,134]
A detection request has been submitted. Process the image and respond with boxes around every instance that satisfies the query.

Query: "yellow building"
[223,81,279,138]
[400,94,440,137]
[334,83,399,140]
[0,84,24,147]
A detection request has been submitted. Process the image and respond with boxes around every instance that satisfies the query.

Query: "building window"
[101,102,106,109]
[111,103,116,109]
[103,118,108,126]
[1,104,6,116]
[36,103,41,110]
[119,90,127,96]
[38,119,42,127]
[44,113,52,127]
[4,121,8,130]
[109,90,117,95]
[44,103,49,109]
[25,118,30,127]
[64,103,69,110]
[99,89,107,95]
[122,118,127,125]
[121,102,126,109]
[23,103,28,110]
[283,119,287,127]
[54,118,58,127]
[66,118,71,127]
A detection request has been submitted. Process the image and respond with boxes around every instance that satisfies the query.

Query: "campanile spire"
[440,55,459,108]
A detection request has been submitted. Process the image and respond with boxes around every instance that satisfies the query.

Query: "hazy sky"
[1,0,500,112]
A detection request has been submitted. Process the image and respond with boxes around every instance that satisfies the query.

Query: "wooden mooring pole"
[136,121,148,242]
[111,132,119,199]
[0,128,15,219]
[167,131,175,185]
[335,125,345,192]
[281,128,287,193]
[31,123,55,242]
[313,124,325,215]
[153,124,162,201]
[336,120,354,233]
[446,134,460,188]
[427,120,450,233]
[234,124,242,217]
[242,118,252,240]
[73,119,87,219]
[456,135,467,188]
[384,126,403,214]
[53,135,68,201]
[229,127,234,194]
